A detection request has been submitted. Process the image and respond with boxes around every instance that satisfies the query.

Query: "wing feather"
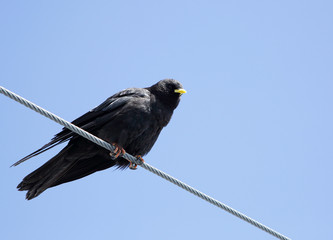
[13,88,149,166]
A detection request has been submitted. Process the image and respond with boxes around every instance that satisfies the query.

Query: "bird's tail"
[17,144,79,200]
[17,140,120,200]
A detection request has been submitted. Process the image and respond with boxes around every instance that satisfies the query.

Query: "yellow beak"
[174,88,187,94]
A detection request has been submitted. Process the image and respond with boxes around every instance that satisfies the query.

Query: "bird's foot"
[129,155,145,170]
[109,143,125,160]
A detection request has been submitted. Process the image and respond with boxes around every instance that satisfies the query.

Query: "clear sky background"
[1,1,332,240]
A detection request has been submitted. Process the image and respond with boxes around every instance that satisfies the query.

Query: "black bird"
[15,79,186,200]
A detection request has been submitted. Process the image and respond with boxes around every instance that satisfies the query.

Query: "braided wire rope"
[0,86,291,240]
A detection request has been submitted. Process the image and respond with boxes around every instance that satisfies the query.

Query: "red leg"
[129,155,145,170]
[109,143,125,159]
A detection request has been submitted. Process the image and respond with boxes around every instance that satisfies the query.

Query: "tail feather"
[17,141,123,200]
[17,145,77,200]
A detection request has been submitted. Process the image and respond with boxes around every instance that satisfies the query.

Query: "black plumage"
[15,79,186,200]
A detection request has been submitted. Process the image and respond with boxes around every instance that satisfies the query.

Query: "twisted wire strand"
[0,85,291,240]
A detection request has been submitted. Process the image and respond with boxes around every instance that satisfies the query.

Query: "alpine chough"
[15,79,186,200]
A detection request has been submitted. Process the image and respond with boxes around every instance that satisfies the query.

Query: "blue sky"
[1,1,332,239]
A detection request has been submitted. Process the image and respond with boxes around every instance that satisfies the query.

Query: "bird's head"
[148,79,186,109]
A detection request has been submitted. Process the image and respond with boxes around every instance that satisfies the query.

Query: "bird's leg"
[129,155,145,170]
[109,143,126,160]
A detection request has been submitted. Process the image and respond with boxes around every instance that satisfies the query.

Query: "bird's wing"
[13,88,150,166]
